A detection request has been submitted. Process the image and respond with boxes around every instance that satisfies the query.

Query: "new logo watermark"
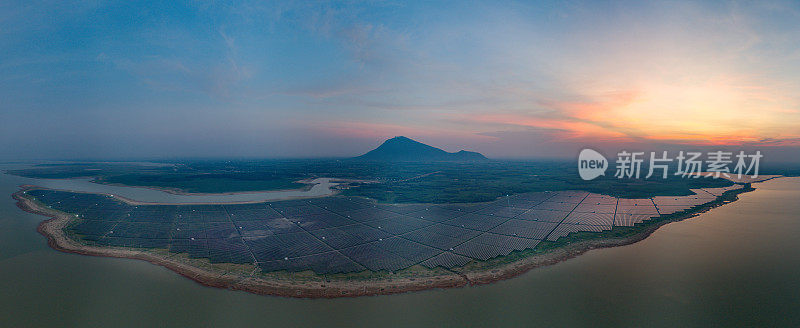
[578,149,608,180]
[578,149,763,181]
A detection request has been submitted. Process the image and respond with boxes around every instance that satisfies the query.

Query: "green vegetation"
[340,161,734,203]
[9,160,735,202]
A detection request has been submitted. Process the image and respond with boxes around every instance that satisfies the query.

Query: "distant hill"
[355,136,488,162]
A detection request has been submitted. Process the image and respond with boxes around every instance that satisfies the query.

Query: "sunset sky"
[2,1,799,162]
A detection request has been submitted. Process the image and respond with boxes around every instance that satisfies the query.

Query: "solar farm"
[25,184,745,274]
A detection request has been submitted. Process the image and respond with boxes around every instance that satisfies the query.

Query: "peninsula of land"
[13,177,770,298]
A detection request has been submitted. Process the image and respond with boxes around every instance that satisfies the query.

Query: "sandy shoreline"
[13,183,756,298]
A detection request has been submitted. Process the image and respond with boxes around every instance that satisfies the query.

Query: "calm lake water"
[1,169,799,327]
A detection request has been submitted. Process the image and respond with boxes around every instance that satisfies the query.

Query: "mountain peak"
[355,137,488,162]
[384,136,417,144]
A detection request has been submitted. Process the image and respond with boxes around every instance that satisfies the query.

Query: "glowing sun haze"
[1,1,799,162]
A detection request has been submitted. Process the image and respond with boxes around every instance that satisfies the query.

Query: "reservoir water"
[1,169,798,327]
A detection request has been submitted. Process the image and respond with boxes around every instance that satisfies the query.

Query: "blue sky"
[2,1,799,162]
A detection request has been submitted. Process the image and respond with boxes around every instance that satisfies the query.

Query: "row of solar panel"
[27,186,736,273]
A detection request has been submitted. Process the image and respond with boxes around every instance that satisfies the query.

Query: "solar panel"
[207,239,252,264]
[246,236,287,262]
[375,237,441,262]
[301,251,367,274]
[562,212,614,226]
[547,223,609,241]
[654,205,691,215]
[263,217,304,234]
[364,215,433,234]
[582,193,618,205]
[533,201,579,211]
[470,232,540,251]
[425,224,482,240]
[516,209,569,222]
[402,229,465,250]
[473,206,528,218]
[546,191,588,203]
[275,232,334,258]
[420,252,472,269]
[28,186,732,274]
[339,243,415,272]
[441,213,508,231]
[613,213,654,227]
[489,219,558,240]
[412,207,464,222]
[572,202,617,214]
[453,241,514,260]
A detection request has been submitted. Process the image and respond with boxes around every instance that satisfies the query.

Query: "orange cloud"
[461,113,630,140]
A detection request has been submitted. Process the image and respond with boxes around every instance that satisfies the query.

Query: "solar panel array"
[25,185,739,274]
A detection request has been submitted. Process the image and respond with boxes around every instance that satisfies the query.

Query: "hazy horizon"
[2,1,799,163]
